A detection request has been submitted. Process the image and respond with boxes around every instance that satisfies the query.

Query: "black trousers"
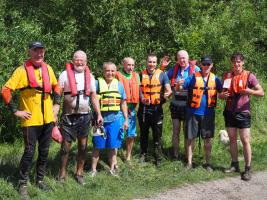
[19,122,53,184]
[138,104,163,161]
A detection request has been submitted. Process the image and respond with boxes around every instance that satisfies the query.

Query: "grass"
[0,84,267,200]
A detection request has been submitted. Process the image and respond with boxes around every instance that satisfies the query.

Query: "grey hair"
[122,57,135,65]
[177,50,189,59]
[73,50,87,62]
[103,62,117,70]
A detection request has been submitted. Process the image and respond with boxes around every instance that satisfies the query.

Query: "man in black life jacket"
[1,41,61,198]
[55,50,103,185]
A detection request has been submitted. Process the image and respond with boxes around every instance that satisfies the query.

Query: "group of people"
[1,41,264,198]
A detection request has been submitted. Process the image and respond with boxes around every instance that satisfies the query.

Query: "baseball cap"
[201,56,212,65]
[28,41,45,49]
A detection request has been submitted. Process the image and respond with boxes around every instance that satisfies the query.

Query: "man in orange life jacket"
[138,53,172,167]
[161,50,200,160]
[1,41,61,198]
[219,52,264,181]
[115,57,140,161]
[55,50,103,185]
[181,56,223,171]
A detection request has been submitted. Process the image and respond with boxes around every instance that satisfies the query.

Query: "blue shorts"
[92,117,123,149]
[126,109,137,138]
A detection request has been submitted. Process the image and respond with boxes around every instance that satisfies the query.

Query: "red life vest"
[24,59,51,93]
[188,72,217,108]
[223,70,250,96]
[170,60,196,87]
[66,63,91,96]
[115,71,139,103]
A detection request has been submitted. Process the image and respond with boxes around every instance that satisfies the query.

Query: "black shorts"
[223,110,251,129]
[60,114,91,142]
[185,112,215,140]
[169,103,186,120]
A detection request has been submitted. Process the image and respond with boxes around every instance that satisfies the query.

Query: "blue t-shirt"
[96,79,126,123]
[167,64,200,81]
[183,73,223,115]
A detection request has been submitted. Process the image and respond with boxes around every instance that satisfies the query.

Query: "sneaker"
[109,169,119,177]
[139,154,147,163]
[19,184,29,199]
[57,176,65,183]
[75,175,86,185]
[204,163,213,172]
[36,180,51,192]
[241,170,251,181]
[88,170,97,177]
[185,163,193,170]
[225,162,240,173]
[155,160,161,168]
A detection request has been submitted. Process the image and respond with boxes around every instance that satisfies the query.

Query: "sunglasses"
[201,63,211,66]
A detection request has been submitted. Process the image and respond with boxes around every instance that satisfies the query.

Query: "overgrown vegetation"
[0,0,266,199]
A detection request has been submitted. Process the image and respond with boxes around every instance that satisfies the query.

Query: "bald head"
[122,57,135,74]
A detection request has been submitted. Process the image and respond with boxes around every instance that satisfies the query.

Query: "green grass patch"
[1,86,267,199]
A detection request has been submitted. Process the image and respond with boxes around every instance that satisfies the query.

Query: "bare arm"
[90,91,103,125]
[121,100,128,130]
[239,84,264,97]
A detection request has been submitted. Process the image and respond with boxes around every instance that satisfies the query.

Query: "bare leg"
[91,148,99,172]
[59,139,71,178]
[204,138,212,164]
[227,127,238,162]
[126,137,135,161]
[239,128,251,167]
[109,148,117,170]
[172,119,181,159]
[76,136,87,176]
[186,138,195,165]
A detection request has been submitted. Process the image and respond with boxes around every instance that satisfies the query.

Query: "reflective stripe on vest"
[140,69,162,105]
[115,71,139,103]
[189,72,217,108]
[98,78,121,111]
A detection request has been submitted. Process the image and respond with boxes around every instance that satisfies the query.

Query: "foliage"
[0,0,266,139]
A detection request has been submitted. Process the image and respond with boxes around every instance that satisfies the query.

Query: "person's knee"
[61,143,71,155]
[78,143,87,155]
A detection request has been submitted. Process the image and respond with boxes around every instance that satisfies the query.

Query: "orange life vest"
[223,70,250,96]
[170,60,196,87]
[115,71,139,103]
[66,63,91,96]
[189,72,217,108]
[140,69,162,105]
[24,59,51,93]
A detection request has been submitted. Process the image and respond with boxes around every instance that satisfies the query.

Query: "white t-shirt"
[58,70,96,114]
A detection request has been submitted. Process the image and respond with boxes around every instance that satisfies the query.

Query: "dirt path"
[136,171,267,200]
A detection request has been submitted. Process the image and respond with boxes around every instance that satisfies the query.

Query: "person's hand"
[14,110,31,120]
[218,91,230,100]
[141,98,150,105]
[97,114,104,126]
[160,56,171,71]
[239,88,253,95]
[123,119,128,131]
[164,90,172,99]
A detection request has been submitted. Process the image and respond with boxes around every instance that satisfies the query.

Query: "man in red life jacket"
[219,52,264,181]
[115,57,140,161]
[138,53,172,167]
[1,41,61,198]
[55,50,103,185]
[181,56,223,171]
[162,50,200,160]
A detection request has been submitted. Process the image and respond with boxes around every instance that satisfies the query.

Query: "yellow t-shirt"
[4,64,58,127]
